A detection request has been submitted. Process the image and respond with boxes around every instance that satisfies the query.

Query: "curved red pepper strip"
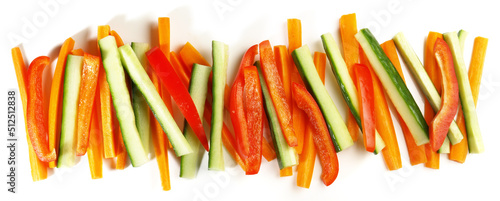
[27,56,57,162]
[243,66,264,175]
[146,47,209,151]
[353,64,376,153]
[259,40,296,147]
[76,53,101,156]
[230,45,258,160]
[292,82,338,186]
[431,38,459,152]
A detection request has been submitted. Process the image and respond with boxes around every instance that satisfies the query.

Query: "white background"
[1,0,499,200]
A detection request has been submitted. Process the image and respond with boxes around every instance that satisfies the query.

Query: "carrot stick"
[366,42,402,170]
[71,49,84,56]
[339,13,360,142]
[381,40,427,165]
[287,18,307,154]
[169,51,190,88]
[450,36,488,163]
[297,52,324,188]
[87,101,103,179]
[12,47,48,181]
[262,136,277,162]
[47,37,74,168]
[423,32,443,169]
[158,17,170,55]
[97,25,117,158]
[280,167,293,177]
[110,30,124,47]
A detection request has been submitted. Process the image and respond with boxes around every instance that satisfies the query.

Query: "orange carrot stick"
[71,49,84,56]
[382,40,427,165]
[110,30,124,47]
[368,42,402,171]
[169,51,190,88]
[47,37,74,168]
[424,32,443,169]
[280,167,293,177]
[262,136,277,162]
[450,36,488,163]
[87,101,103,179]
[287,18,307,154]
[339,13,360,142]
[297,52,325,188]
[158,17,170,55]
[12,47,48,181]
[97,25,117,158]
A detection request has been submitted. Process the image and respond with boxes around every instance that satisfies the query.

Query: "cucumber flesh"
[256,62,298,169]
[131,42,152,156]
[393,32,463,145]
[292,45,353,152]
[99,36,149,167]
[180,64,212,178]
[209,40,228,171]
[117,43,192,156]
[443,32,484,153]
[58,55,83,168]
[355,29,429,146]
[458,30,468,54]
[321,33,386,154]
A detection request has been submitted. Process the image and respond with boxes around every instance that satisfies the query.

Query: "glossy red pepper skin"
[243,66,264,175]
[146,47,209,151]
[353,64,376,153]
[292,83,338,186]
[431,38,459,152]
[27,56,57,162]
[230,45,258,160]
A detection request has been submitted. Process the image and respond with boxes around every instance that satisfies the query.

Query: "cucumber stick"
[393,32,463,146]
[257,62,298,169]
[458,30,468,53]
[443,32,484,153]
[355,28,429,146]
[131,42,152,155]
[209,40,228,170]
[292,45,354,152]
[58,55,83,168]
[180,64,212,178]
[117,43,192,156]
[321,33,385,154]
[99,36,148,167]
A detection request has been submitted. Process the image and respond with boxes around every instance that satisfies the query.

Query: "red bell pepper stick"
[259,40,296,147]
[230,45,258,159]
[146,47,209,151]
[353,64,376,153]
[292,82,338,186]
[243,66,264,175]
[430,38,460,152]
[76,53,101,156]
[26,56,57,162]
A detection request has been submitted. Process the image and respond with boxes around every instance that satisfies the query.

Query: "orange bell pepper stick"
[12,47,48,181]
[339,13,360,142]
[27,56,57,162]
[450,36,487,162]
[381,40,427,166]
[424,32,443,169]
[76,53,101,156]
[287,19,307,154]
[293,83,339,186]
[87,101,103,179]
[297,52,325,188]
[97,25,117,158]
[361,47,402,169]
[259,40,296,147]
[47,37,74,168]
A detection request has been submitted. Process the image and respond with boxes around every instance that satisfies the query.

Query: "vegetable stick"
[110,30,124,47]
[262,136,277,162]
[381,40,427,165]
[87,101,103,179]
[280,167,293,177]
[287,19,307,154]
[297,52,324,188]
[424,32,443,169]
[364,41,402,170]
[71,48,84,56]
[450,36,488,162]
[97,25,117,158]
[12,47,48,181]
[339,13,360,142]
[158,17,170,55]
[48,37,74,168]
[169,51,190,88]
